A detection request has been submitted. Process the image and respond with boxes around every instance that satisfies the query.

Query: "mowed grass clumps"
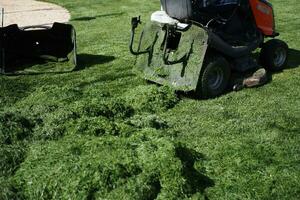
[33,97,135,140]
[0,111,34,146]
[5,82,178,143]
[124,85,179,113]
[71,97,134,119]
[0,111,34,200]
[1,82,183,199]
[34,84,178,139]
[14,131,206,200]
[0,111,35,177]
[15,83,178,140]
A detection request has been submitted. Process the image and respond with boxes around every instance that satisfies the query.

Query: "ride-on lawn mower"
[129,0,288,98]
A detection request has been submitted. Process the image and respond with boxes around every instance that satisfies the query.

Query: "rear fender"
[249,0,276,36]
[133,21,208,91]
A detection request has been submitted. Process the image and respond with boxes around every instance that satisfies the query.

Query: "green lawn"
[1,0,300,199]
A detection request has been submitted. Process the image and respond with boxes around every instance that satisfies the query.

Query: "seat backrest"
[160,0,194,20]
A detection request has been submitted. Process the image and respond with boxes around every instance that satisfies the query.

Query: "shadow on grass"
[175,146,214,199]
[267,114,300,134]
[1,59,49,75]
[263,48,300,83]
[0,77,36,104]
[286,48,300,69]
[76,72,135,89]
[72,12,124,22]
[75,54,115,71]
[1,54,115,76]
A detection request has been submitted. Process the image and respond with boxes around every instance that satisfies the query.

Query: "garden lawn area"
[0,0,299,199]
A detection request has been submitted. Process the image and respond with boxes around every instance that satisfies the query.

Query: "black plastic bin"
[0,22,76,73]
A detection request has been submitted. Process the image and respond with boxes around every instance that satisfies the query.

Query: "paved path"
[0,0,70,27]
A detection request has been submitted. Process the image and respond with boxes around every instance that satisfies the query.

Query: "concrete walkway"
[0,0,70,27]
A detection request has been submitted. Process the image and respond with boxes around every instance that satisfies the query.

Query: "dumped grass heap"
[0,111,34,176]
[0,111,34,200]
[1,83,212,199]
[14,131,208,200]
[124,85,179,113]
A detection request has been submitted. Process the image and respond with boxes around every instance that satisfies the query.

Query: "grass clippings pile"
[14,132,201,200]
[124,85,179,113]
[0,112,34,176]
[2,81,203,199]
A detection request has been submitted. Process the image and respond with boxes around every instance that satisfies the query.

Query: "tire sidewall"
[260,39,288,71]
[198,56,231,98]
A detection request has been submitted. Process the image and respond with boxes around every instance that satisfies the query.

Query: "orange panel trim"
[249,0,275,36]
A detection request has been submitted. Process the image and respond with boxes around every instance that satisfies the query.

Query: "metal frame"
[129,17,149,56]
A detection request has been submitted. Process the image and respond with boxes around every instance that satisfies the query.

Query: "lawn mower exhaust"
[129,0,288,98]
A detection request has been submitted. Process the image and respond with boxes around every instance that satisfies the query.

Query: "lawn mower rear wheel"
[260,39,288,71]
[196,56,231,98]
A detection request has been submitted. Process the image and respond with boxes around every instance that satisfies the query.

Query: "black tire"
[260,39,288,71]
[196,56,231,99]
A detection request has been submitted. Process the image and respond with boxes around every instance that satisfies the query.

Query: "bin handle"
[129,16,149,55]
[21,25,51,31]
